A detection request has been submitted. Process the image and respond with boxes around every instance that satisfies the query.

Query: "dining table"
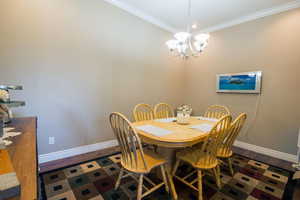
[132,116,218,200]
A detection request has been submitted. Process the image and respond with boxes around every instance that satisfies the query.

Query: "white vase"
[177,112,190,124]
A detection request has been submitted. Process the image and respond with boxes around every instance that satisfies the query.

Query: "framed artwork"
[216,71,262,93]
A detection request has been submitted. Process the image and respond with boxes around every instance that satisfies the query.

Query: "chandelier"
[166,0,210,59]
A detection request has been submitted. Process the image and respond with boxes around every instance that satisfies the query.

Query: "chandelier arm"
[188,37,199,56]
[187,0,200,57]
[192,53,199,57]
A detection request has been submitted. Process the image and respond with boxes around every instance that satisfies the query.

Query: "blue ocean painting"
[219,74,256,90]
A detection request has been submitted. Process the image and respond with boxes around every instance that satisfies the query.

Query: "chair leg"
[217,165,222,188]
[228,158,234,176]
[160,165,169,193]
[137,174,144,200]
[197,170,203,200]
[172,159,180,176]
[166,168,178,200]
[115,168,124,190]
[213,167,221,189]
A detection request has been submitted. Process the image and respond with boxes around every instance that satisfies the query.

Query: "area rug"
[40,153,295,200]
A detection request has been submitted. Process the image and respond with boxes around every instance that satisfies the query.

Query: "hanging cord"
[214,92,262,139]
[243,93,262,139]
[187,0,198,56]
[187,0,191,33]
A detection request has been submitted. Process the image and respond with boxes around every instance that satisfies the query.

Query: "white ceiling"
[105,0,300,33]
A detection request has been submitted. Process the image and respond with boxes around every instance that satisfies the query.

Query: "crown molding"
[199,0,300,33]
[102,0,178,33]
[104,0,300,33]
[103,0,300,34]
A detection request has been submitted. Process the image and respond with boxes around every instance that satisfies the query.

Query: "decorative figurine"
[176,104,192,125]
[0,90,9,102]
[0,85,25,124]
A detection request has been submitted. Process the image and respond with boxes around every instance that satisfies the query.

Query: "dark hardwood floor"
[232,146,295,172]
[39,146,300,199]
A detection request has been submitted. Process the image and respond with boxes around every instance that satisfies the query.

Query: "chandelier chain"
[165,0,210,59]
[187,0,192,33]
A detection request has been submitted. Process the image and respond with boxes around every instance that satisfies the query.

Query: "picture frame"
[216,71,262,93]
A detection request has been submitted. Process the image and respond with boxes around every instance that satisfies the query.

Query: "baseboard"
[38,139,118,164]
[234,140,298,163]
[38,139,298,164]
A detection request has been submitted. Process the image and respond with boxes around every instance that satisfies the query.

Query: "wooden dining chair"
[154,103,174,119]
[109,112,170,200]
[204,105,230,119]
[133,103,154,122]
[172,115,232,200]
[217,113,247,176]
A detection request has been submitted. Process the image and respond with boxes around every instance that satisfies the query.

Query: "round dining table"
[132,116,217,200]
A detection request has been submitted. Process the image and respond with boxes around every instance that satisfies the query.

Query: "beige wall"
[184,8,300,155]
[1,0,299,156]
[0,0,184,154]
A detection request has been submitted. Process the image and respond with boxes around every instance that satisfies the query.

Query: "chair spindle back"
[204,105,230,119]
[197,115,232,166]
[221,113,247,156]
[154,103,174,119]
[133,104,154,122]
[109,112,147,171]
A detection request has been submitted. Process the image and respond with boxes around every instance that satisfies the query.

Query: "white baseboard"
[234,140,298,163]
[38,139,298,164]
[38,139,118,164]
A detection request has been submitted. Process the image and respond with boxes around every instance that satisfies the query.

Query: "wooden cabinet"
[6,117,38,200]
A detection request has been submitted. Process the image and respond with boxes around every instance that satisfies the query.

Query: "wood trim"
[39,138,298,167]
[38,139,118,164]
[234,140,298,163]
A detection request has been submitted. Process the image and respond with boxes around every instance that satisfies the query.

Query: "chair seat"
[217,145,233,158]
[121,149,166,173]
[176,148,218,169]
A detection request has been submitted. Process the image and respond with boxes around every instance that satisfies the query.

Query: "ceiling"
[105,0,300,33]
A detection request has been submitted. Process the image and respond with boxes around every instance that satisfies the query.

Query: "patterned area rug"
[40,153,294,200]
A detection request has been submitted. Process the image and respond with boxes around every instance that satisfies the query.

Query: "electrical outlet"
[49,137,55,145]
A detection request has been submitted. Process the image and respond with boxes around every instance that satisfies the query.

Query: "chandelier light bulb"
[194,40,208,52]
[166,40,179,50]
[174,32,191,42]
[178,43,188,54]
[192,23,197,29]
